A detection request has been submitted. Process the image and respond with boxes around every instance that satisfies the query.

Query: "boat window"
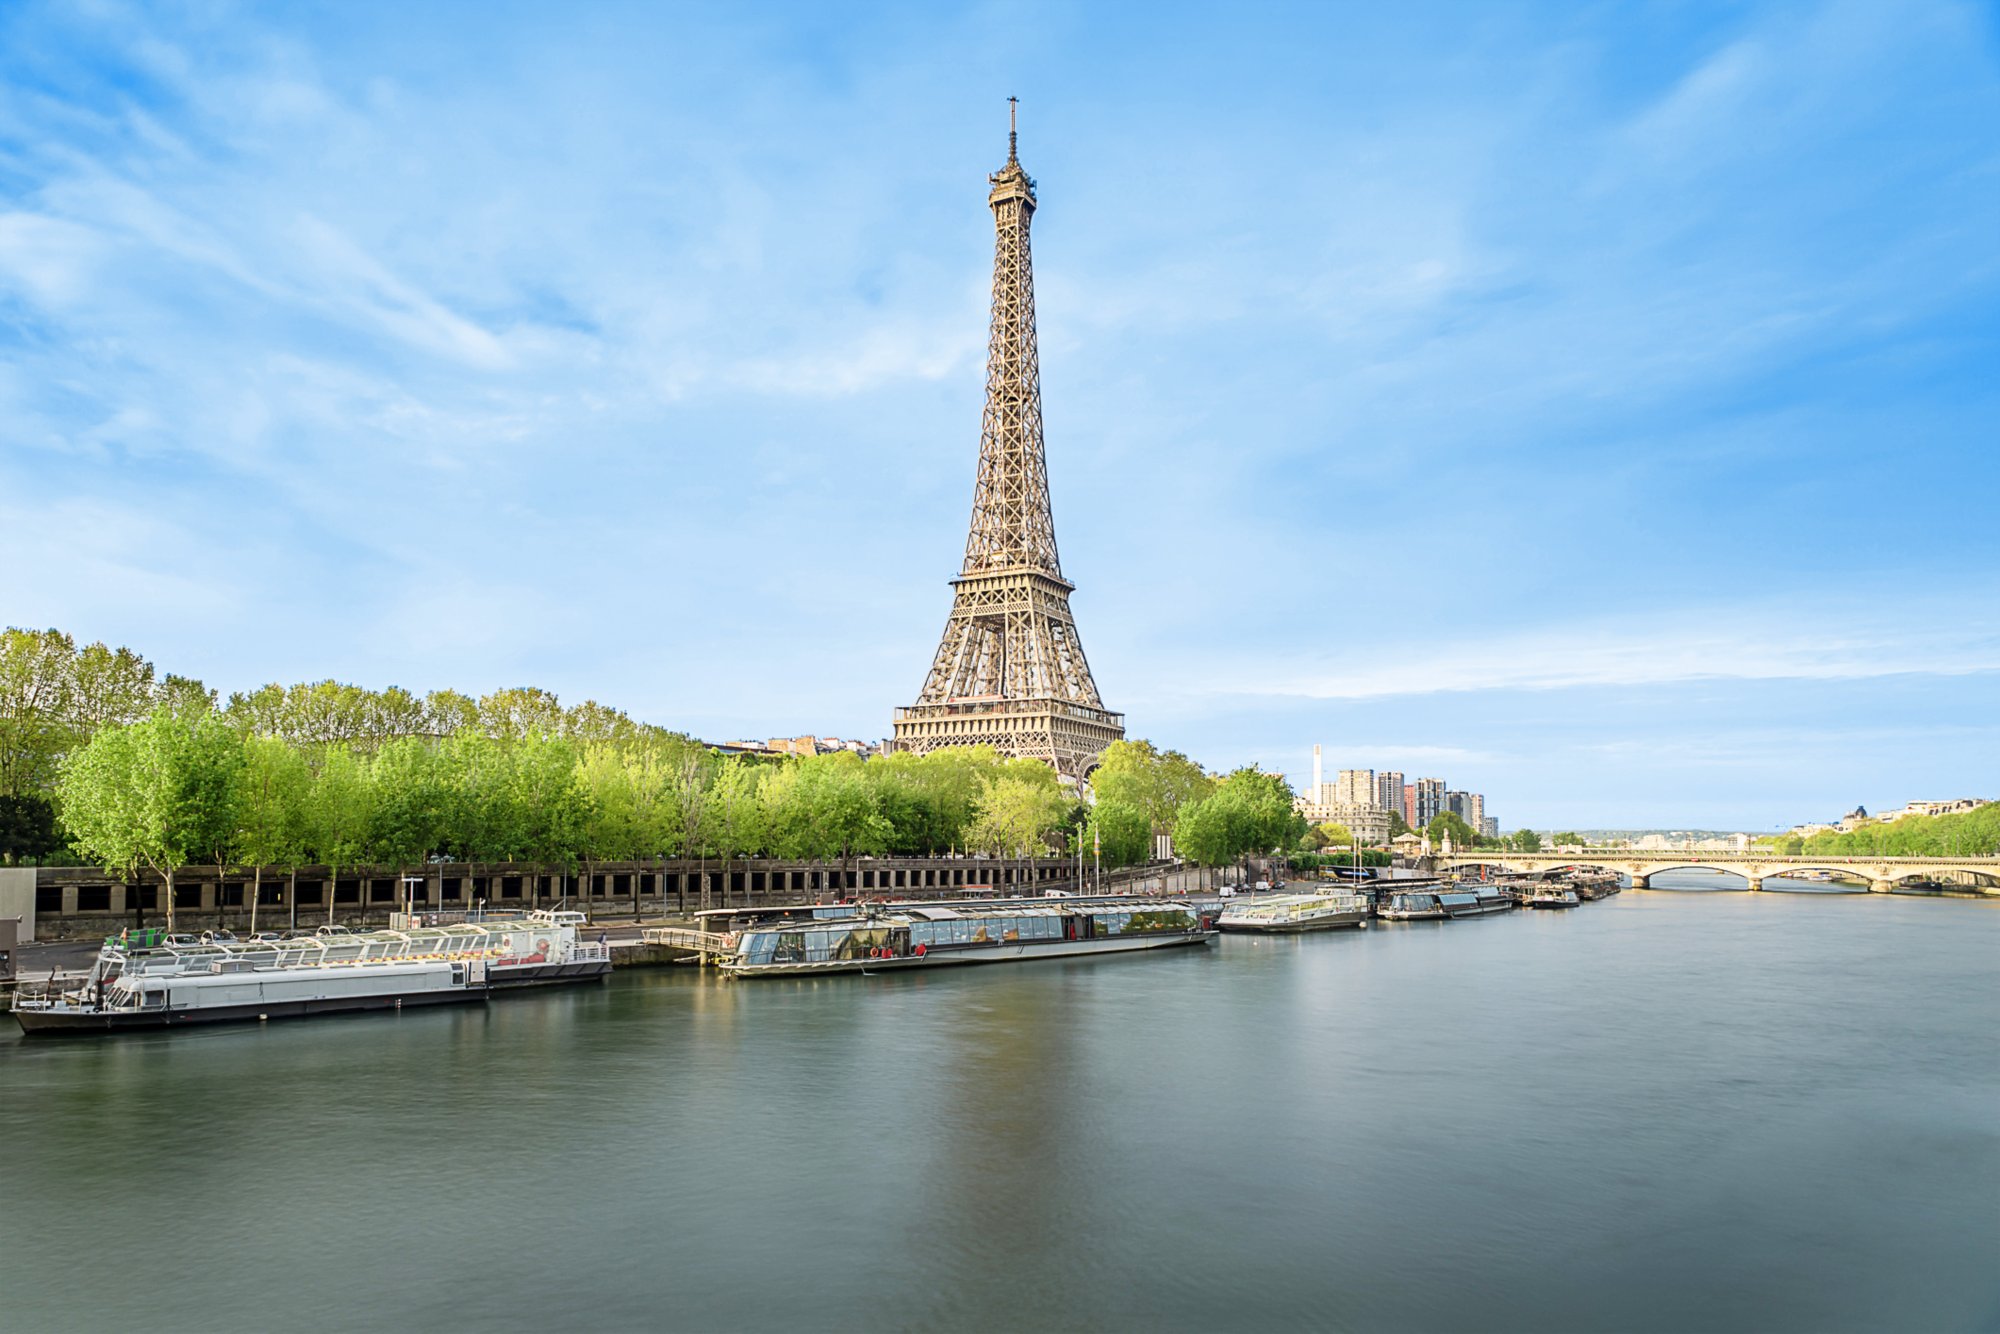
[771,932,807,964]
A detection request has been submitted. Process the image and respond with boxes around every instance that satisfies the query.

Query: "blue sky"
[2,0,1996,829]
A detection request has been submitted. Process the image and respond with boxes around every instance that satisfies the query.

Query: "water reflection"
[5,895,1998,1332]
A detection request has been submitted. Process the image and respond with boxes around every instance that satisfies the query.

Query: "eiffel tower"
[892,102,1125,782]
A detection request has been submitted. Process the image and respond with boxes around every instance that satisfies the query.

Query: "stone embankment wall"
[20,856,1203,940]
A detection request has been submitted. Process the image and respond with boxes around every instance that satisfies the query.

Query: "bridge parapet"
[1432,851,1999,894]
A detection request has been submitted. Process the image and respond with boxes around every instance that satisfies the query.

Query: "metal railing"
[639,927,737,954]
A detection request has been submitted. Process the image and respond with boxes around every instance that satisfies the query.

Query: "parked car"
[201,929,238,944]
[164,933,200,947]
[249,932,283,943]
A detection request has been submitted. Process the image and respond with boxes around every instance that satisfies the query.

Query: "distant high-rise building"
[1446,791,1485,829]
[1332,769,1376,806]
[1480,816,1499,839]
[1403,784,1416,825]
[1414,778,1447,827]
[1375,771,1404,817]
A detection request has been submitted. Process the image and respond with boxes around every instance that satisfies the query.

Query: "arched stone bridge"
[1433,850,2000,894]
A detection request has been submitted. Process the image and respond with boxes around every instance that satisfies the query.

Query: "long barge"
[702,896,1215,977]
[1216,890,1370,933]
[12,909,610,1035]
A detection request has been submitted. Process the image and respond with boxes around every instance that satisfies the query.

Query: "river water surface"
[5,879,1998,1333]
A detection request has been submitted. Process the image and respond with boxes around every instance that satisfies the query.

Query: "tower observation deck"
[892,104,1124,782]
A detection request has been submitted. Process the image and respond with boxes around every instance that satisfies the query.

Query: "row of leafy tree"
[9,628,1359,925]
[1758,804,1999,858]
[0,627,692,861]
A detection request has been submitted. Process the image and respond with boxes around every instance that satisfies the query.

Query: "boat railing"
[10,976,87,1008]
[640,927,737,954]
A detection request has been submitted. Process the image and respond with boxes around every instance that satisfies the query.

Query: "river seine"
[5,878,1997,1332]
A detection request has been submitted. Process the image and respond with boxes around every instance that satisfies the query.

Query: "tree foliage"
[1173,767,1304,868]
[58,706,243,927]
[1091,739,1213,835]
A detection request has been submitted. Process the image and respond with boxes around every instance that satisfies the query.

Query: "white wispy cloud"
[1202,604,2000,703]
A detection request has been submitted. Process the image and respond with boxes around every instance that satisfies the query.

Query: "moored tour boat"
[12,910,610,1036]
[715,897,1214,977]
[1378,891,1446,921]
[1528,888,1581,909]
[1438,887,1517,918]
[1217,890,1371,933]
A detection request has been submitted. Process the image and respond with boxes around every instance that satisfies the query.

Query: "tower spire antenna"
[1008,95,1018,162]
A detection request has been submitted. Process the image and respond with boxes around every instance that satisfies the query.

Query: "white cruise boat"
[12,910,610,1035]
[1216,890,1370,933]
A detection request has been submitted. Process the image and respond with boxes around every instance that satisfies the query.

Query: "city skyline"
[3,2,1996,827]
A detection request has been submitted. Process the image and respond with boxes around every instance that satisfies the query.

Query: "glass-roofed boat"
[1215,889,1371,933]
[703,896,1216,977]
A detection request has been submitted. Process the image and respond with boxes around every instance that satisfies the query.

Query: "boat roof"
[696,893,1189,923]
[728,898,1201,931]
[104,918,557,959]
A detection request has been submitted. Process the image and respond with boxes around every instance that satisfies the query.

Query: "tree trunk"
[250,864,262,936]
[164,866,175,932]
[288,867,297,931]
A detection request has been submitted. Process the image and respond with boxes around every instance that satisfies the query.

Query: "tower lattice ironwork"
[892,104,1125,781]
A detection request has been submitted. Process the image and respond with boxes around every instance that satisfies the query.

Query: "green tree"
[58,705,243,931]
[967,772,1069,860]
[1551,831,1585,848]
[478,686,567,742]
[1314,821,1354,849]
[366,736,452,910]
[508,731,592,903]
[1509,828,1543,852]
[1427,811,1479,849]
[1091,739,1214,838]
[577,742,641,911]
[235,735,310,934]
[0,794,63,863]
[708,759,766,906]
[1172,792,1251,872]
[763,753,889,881]
[0,627,77,800]
[1089,798,1152,869]
[1386,809,1411,838]
[305,746,374,926]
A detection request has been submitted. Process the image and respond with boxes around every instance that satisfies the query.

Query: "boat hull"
[1217,911,1369,934]
[1441,900,1516,918]
[14,987,484,1036]
[487,958,613,989]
